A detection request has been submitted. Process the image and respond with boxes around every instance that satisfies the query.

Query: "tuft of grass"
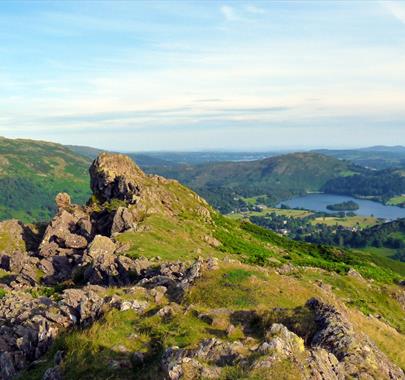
[187,262,316,311]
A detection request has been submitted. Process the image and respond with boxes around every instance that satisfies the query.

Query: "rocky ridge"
[0,153,403,379]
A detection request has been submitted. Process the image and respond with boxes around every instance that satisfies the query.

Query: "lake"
[278,194,405,220]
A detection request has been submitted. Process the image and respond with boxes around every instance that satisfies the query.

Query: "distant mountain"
[313,146,405,169]
[146,152,358,213]
[0,137,91,222]
[130,151,280,164]
[360,145,405,153]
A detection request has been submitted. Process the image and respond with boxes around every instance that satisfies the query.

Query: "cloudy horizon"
[1,0,405,151]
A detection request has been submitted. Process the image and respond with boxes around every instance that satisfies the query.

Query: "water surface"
[279,194,405,220]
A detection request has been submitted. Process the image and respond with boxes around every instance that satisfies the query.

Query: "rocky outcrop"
[81,235,143,286]
[307,298,404,380]
[0,288,104,380]
[39,207,92,258]
[89,153,144,203]
[0,257,207,380]
[162,338,242,380]
[138,260,202,303]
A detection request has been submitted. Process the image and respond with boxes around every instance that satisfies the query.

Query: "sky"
[0,0,405,151]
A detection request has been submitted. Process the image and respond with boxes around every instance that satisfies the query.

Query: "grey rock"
[42,366,63,380]
[89,153,144,203]
[111,207,135,234]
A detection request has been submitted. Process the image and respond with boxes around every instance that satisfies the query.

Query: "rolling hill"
[146,152,359,212]
[0,137,91,222]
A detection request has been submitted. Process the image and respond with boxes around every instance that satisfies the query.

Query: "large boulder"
[89,153,145,203]
[81,235,141,286]
[111,206,135,234]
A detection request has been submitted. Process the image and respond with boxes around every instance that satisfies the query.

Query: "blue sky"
[0,0,405,151]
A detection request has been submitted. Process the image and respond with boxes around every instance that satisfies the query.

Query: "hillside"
[0,153,404,380]
[0,137,91,222]
[147,152,358,213]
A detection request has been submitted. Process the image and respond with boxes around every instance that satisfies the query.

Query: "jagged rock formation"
[0,153,404,380]
[0,256,205,380]
[161,299,404,380]
[306,298,404,379]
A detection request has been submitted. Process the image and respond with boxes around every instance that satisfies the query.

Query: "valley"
[2,2,405,379]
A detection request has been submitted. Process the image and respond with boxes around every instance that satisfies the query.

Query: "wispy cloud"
[382,1,405,24]
[245,5,266,15]
[220,4,265,22]
[220,5,239,21]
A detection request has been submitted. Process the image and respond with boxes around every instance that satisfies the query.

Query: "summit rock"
[89,153,145,203]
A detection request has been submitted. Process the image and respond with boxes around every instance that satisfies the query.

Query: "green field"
[311,215,379,228]
[387,195,405,206]
[228,206,313,220]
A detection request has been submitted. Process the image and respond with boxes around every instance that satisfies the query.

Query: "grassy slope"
[0,137,91,222]
[17,178,405,379]
[21,260,405,380]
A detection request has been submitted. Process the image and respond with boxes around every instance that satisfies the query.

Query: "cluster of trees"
[250,213,405,262]
[326,201,359,211]
[322,169,405,201]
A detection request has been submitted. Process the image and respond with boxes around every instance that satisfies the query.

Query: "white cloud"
[383,1,405,24]
[220,5,239,21]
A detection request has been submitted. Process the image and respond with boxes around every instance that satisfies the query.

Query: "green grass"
[117,214,218,261]
[354,247,405,277]
[387,195,405,206]
[302,271,405,332]
[187,262,316,311]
